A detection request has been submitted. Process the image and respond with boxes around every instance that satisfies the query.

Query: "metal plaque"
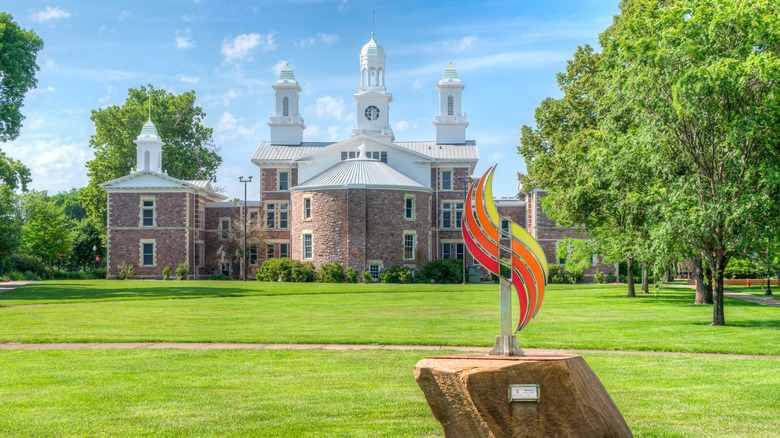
[508,384,540,403]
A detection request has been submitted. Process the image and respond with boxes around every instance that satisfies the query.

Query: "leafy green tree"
[600,0,780,325]
[0,149,30,275]
[0,13,44,142]
[20,191,71,264]
[79,84,222,229]
[51,188,87,221]
[69,218,103,271]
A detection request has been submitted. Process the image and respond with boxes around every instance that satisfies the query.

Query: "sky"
[3,0,620,201]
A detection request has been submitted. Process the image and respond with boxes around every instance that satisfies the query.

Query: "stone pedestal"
[414,353,632,438]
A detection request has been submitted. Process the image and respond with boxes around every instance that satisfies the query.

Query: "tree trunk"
[693,255,713,305]
[641,262,649,294]
[712,254,726,326]
[626,257,636,297]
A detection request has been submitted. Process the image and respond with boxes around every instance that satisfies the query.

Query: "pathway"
[668,283,780,308]
[0,342,776,359]
[0,281,35,293]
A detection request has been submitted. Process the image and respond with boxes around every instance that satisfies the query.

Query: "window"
[404,233,416,260]
[144,151,150,170]
[443,244,451,259]
[249,211,258,223]
[249,244,258,265]
[267,244,275,260]
[220,219,230,239]
[280,204,288,229]
[364,151,387,163]
[302,233,313,259]
[280,243,288,259]
[303,197,311,220]
[220,263,230,276]
[441,202,463,229]
[266,204,275,229]
[142,199,154,227]
[340,151,358,161]
[282,96,289,116]
[501,220,511,239]
[369,264,380,281]
[196,242,204,267]
[441,171,452,190]
[405,197,415,220]
[447,95,454,115]
[142,242,154,266]
[456,243,464,261]
[278,171,289,191]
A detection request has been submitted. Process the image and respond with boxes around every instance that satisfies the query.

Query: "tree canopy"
[0,13,43,142]
[79,84,222,229]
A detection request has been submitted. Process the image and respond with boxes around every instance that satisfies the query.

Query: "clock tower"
[352,32,394,142]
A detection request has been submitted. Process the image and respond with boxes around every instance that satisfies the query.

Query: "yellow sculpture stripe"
[511,222,548,279]
[484,166,501,228]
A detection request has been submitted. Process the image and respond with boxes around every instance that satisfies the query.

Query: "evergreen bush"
[345,267,357,283]
[418,259,462,284]
[361,270,373,283]
[318,262,345,283]
[380,265,413,284]
[176,263,189,280]
[162,266,171,280]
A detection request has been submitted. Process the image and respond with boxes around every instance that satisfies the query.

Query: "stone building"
[101,32,617,282]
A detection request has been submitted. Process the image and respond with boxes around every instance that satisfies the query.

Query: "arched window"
[447,95,454,115]
[144,151,150,170]
[282,96,289,117]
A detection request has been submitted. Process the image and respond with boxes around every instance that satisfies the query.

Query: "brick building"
[101,33,617,282]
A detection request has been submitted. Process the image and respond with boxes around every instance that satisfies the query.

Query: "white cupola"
[268,63,305,145]
[134,119,164,173]
[353,31,394,142]
[433,62,468,144]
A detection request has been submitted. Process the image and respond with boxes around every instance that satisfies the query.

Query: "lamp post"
[239,176,253,281]
[458,176,468,284]
[765,227,773,296]
[92,245,97,271]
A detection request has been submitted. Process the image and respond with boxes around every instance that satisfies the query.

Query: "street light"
[92,245,97,271]
[458,176,468,284]
[766,226,773,296]
[239,176,253,282]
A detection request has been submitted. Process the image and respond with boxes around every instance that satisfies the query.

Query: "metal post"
[239,176,253,281]
[766,227,773,296]
[488,277,524,356]
[458,176,467,284]
[92,245,97,271]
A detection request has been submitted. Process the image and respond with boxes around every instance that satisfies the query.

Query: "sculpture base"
[414,353,632,438]
[488,335,524,356]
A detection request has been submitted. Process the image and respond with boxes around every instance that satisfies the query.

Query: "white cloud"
[28,118,45,129]
[311,96,350,121]
[327,126,343,140]
[98,86,115,106]
[118,10,131,21]
[337,0,349,12]
[221,32,277,62]
[303,125,320,139]
[272,60,288,78]
[445,35,478,52]
[298,33,339,48]
[488,152,506,162]
[395,120,409,131]
[9,138,91,192]
[29,85,56,96]
[43,59,56,70]
[413,78,424,90]
[214,111,259,141]
[178,75,200,84]
[176,28,195,49]
[32,6,71,22]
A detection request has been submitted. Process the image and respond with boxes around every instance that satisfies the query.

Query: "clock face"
[364,105,380,121]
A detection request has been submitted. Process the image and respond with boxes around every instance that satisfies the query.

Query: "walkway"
[668,283,780,308]
[0,342,776,359]
[0,281,35,293]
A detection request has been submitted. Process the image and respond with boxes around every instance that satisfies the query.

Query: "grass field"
[0,280,778,437]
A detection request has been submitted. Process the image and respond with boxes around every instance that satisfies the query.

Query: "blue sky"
[3,0,619,200]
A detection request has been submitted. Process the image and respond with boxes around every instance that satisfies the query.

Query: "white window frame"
[302,232,313,260]
[403,231,417,261]
[303,196,312,221]
[279,243,288,259]
[249,244,259,265]
[140,196,155,227]
[140,239,155,267]
[278,171,289,191]
[405,195,415,221]
[220,218,231,240]
[441,170,452,191]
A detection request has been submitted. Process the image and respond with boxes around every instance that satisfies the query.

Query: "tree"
[600,0,780,325]
[0,13,44,142]
[0,149,30,275]
[214,215,267,279]
[79,84,222,229]
[51,188,87,221]
[69,218,103,271]
[20,191,71,264]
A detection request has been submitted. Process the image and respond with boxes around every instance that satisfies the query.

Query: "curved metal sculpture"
[462,165,548,356]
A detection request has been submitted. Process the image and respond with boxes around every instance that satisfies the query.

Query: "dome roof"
[277,63,296,82]
[292,158,429,192]
[360,34,385,57]
[442,62,460,80]
[139,119,159,138]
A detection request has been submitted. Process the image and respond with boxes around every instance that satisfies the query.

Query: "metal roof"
[292,158,430,192]
[138,120,159,138]
[252,140,477,161]
[185,180,212,189]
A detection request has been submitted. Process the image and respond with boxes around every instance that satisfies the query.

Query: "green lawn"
[0,282,777,355]
[0,349,777,437]
[724,284,779,299]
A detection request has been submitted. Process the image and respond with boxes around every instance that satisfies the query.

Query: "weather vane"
[462,165,548,356]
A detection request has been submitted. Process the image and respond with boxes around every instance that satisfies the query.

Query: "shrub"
[257,258,282,281]
[209,274,234,281]
[594,269,606,284]
[23,270,41,281]
[256,258,315,282]
[547,264,571,284]
[116,263,134,280]
[345,267,357,283]
[606,271,617,283]
[51,270,93,280]
[418,259,462,284]
[176,263,189,280]
[380,265,413,284]
[362,270,373,283]
[568,265,585,284]
[319,262,345,283]
[91,268,107,279]
[5,254,50,280]
[294,262,317,283]
[162,266,171,280]
[6,271,24,281]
